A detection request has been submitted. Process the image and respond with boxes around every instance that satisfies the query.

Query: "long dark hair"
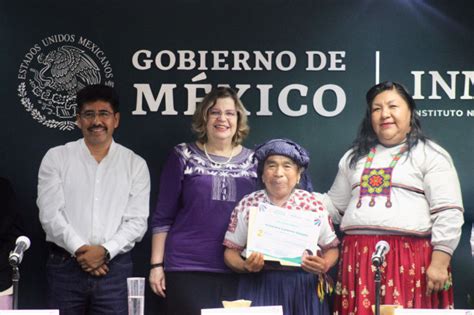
[349,81,427,168]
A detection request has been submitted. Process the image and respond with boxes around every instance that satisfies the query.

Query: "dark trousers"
[46,247,132,315]
[165,271,238,315]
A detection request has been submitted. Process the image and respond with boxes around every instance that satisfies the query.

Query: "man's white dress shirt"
[37,138,150,258]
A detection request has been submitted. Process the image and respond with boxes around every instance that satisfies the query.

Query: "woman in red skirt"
[325,81,464,314]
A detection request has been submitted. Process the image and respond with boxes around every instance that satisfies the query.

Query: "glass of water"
[127,277,145,315]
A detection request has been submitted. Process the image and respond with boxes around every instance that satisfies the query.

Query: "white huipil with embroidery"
[324,140,464,255]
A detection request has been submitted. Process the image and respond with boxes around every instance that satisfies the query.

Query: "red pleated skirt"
[333,235,453,315]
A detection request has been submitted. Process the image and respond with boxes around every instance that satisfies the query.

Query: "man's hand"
[89,264,110,277]
[76,245,107,272]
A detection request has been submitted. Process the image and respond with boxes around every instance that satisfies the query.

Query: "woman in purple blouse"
[149,87,257,315]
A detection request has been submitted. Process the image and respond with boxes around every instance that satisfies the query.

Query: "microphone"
[8,236,31,266]
[371,240,390,267]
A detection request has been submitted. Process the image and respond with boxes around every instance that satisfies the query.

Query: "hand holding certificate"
[243,251,264,272]
[247,203,323,266]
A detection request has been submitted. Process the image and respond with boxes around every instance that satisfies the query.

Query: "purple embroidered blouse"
[151,142,257,272]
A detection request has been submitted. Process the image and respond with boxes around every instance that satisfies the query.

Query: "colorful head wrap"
[254,138,313,192]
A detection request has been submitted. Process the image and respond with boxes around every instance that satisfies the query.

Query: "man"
[37,84,150,314]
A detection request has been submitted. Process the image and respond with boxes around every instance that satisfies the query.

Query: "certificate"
[247,203,322,266]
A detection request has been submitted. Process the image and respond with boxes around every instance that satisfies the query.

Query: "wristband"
[151,262,164,269]
[103,247,111,263]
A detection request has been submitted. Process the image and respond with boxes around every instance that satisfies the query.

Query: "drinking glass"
[127,277,145,315]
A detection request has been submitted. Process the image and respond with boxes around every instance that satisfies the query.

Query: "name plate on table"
[0,311,59,315]
[247,203,322,266]
[395,310,473,315]
[202,306,283,315]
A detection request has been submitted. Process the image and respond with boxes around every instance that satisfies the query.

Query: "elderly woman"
[223,139,339,315]
[149,87,257,315]
[326,81,464,314]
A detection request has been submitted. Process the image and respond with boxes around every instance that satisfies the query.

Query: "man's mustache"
[87,125,107,132]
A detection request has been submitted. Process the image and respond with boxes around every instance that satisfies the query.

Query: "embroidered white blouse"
[324,140,464,255]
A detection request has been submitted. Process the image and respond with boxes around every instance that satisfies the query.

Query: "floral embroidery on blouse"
[175,143,257,202]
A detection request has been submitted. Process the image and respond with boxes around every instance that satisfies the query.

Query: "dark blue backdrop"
[1,0,473,312]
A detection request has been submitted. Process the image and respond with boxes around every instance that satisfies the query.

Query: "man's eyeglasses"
[79,110,115,121]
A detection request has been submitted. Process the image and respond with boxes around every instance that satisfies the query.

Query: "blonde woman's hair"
[192,87,250,145]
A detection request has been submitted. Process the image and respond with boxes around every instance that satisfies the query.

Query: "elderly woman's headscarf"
[254,138,313,192]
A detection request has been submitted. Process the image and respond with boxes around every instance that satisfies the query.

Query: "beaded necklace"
[203,143,235,165]
[356,145,407,208]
